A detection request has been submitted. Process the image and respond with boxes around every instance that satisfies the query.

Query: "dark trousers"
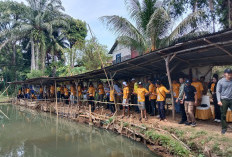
[150,99,156,115]
[145,96,150,113]
[157,101,166,120]
[178,100,187,122]
[110,101,115,113]
[105,95,110,109]
[221,99,232,130]
[89,96,95,112]
[213,94,221,120]
[65,95,69,104]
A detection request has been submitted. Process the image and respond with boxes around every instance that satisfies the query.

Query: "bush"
[26,70,46,79]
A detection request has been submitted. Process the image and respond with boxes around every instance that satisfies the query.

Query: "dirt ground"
[92,105,232,137]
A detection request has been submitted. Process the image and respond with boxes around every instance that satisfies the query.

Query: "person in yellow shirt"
[26,87,30,99]
[17,88,23,98]
[134,82,149,121]
[156,80,170,121]
[70,84,76,105]
[172,80,181,113]
[39,86,43,99]
[97,82,105,109]
[109,86,115,114]
[60,85,65,99]
[77,83,83,105]
[191,78,204,106]
[64,85,69,104]
[148,79,156,116]
[50,85,55,98]
[88,83,95,112]
[122,82,130,117]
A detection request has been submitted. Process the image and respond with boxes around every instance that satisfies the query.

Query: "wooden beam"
[204,39,232,57]
[54,80,58,117]
[164,55,175,120]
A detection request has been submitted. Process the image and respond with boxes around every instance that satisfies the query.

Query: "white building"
[109,41,139,64]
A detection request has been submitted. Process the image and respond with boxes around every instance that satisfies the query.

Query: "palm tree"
[100,0,203,54]
[0,0,68,72]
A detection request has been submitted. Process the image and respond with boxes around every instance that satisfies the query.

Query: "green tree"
[79,38,111,71]
[0,0,68,72]
[100,0,203,54]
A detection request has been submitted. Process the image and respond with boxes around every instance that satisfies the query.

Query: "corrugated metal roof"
[10,29,232,85]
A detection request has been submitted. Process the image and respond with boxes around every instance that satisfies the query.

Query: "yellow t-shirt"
[191,82,204,99]
[133,83,138,93]
[123,87,129,99]
[70,86,76,95]
[172,83,180,98]
[26,88,30,94]
[57,87,60,92]
[78,86,82,97]
[211,83,215,93]
[60,87,64,94]
[156,86,169,101]
[98,84,105,95]
[18,90,22,95]
[149,84,157,100]
[88,87,95,97]
[39,88,43,94]
[110,89,114,102]
[64,87,68,96]
[50,86,55,94]
[136,87,148,102]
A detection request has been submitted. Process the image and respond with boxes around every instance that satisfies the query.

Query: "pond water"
[0,105,159,157]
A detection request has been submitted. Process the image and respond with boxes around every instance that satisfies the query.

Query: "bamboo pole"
[0,84,11,96]
[164,55,175,119]
[0,109,10,120]
[55,81,58,117]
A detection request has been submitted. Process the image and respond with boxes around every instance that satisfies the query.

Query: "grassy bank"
[161,126,232,157]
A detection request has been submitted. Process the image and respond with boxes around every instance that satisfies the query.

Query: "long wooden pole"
[55,81,58,117]
[229,0,231,28]
[0,84,11,96]
[165,55,175,119]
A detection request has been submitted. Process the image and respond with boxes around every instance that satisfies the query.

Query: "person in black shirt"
[183,80,198,127]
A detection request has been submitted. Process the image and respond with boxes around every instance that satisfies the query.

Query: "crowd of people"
[17,68,232,134]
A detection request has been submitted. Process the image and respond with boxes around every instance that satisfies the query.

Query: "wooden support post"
[89,104,93,125]
[164,55,175,120]
[55,81,58,117]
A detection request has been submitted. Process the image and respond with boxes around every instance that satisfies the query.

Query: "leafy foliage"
[100,0,205,53]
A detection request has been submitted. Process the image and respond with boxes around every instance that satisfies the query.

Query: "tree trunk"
[30,37,36,72]
[35,43,39,70]
[151,36,156,51]
[12,42,16,65]
[41,44,46,71]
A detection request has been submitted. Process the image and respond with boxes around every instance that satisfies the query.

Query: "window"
[116,53,121,64]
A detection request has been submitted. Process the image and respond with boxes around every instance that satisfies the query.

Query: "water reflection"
[0,105,159,157]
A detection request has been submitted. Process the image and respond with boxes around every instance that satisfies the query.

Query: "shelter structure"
[10,29,232,119]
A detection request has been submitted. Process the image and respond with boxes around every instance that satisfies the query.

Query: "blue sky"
[15,0,130,50]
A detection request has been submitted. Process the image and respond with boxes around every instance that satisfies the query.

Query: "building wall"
[111,44,131,64]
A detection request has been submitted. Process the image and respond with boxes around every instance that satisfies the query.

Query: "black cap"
[156,80,161,85]
[138,82,142,85]
[185,79,191,84]
[224,68,232,74]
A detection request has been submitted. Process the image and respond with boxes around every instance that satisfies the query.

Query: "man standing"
[148,79,156,116]
[156,80,169,122]
[122,82,130,117]
[172,80,180,113]
[88,83,95,112]
[216,68,232,134]
[183,80,197,127]
[176,77,187,124]
[134,82,149,121]
[191,77,204,106]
